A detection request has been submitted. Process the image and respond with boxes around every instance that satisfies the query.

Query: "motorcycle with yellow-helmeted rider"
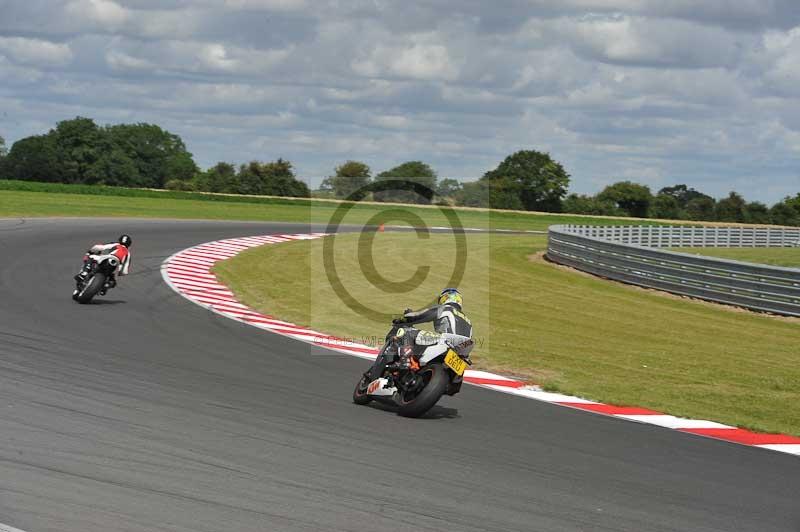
[353,288,474,417]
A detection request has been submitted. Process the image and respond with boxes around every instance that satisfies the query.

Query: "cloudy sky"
[1,0,799,202]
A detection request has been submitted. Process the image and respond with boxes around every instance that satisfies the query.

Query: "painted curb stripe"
[678,428,800,445]
[556,403,663,416]
[756,444,800,455]
[614,415,733,430]
[160,233,799,458]
[463,376,526,388]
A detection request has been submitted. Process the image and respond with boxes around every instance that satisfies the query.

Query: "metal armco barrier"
[546,225,800,317]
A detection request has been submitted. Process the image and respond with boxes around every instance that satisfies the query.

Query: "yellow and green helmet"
[438,288,462,308]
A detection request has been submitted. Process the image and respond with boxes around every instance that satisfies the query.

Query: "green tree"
[3,118,199,188]
[455,181,490,207]
[236,162,264,195]
[480,150,570,211]
[487,180,524,210]
[0,135,6,177]
[744,202,771,225]
[106,123,196,188]
[650,193,682,220]
[326,160,371,200]
[4,135,62,182]
[714,192,747,222]
[165,151,199,183]
[85,148,140,186]
[685,196,716,221]
[596,181,653,218]
[236,159,309,197]
[562,193,621,216]
[198,162,238,193]
[51,117,103,184]
[657,184,711,208]
[436,178,462,200]
[373,161,437,204]
[769,201,800,226]
[781,193,800,214]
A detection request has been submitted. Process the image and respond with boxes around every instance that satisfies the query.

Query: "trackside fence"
[546,225,800,317]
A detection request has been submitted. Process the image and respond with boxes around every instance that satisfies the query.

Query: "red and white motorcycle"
[72,252,121,304]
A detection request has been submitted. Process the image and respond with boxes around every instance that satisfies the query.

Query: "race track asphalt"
[0,218,798,532]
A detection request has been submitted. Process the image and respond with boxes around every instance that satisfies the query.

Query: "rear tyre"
[397,364,448,418]
[76,273,106,304]
[352,374,372,405]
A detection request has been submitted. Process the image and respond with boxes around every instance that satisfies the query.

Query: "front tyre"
[75,273,106,304]
[352,374,372,405]
[397,364,448,418]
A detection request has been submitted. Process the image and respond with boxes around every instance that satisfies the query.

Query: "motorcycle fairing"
[366,378,396,397]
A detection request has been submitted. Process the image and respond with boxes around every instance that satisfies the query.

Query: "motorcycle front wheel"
[397,363,448,418]
[352,374,373,405]
[75,273,106,304]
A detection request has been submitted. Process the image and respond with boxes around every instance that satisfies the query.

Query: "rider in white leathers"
[74,234,132,292]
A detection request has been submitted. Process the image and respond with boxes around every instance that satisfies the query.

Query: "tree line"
[0,117,310,197]
[318,152,800,226]
[2,117,800,225]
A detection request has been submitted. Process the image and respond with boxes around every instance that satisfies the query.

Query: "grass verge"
[672,247,800,268]
[1,179,666,231]
[214,232,800,436]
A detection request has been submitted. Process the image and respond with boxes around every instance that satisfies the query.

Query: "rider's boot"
[74,264,90,283]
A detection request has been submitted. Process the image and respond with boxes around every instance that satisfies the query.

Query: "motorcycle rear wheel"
[397,364,448,418]
[75,273,106,304]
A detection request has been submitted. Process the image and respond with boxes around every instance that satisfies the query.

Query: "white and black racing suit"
[367,303,473,383]
[400,303,473,338]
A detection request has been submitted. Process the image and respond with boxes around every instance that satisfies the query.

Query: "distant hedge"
[0,180,315,207]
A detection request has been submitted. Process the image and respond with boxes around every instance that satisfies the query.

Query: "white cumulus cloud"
[65,0,130,28]
[353,40,460,81]
[0,37,74,66]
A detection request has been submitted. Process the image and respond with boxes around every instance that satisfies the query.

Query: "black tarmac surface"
[0,218,797,532]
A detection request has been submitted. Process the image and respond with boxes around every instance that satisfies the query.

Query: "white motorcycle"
[353,323,473,417]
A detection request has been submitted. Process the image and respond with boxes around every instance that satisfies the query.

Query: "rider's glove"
[392,318,405,325]
[403,308,412,315]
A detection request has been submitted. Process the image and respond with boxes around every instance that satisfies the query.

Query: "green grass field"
[215,232,800,436]
[672,247,800,268]
[0,179,666,231]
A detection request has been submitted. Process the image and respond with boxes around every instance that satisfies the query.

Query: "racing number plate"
[444,349,467,376]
